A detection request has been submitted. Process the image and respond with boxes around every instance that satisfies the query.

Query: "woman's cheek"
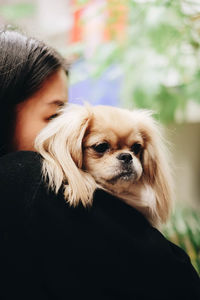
[25,121,47,151]
[35,118,49,135]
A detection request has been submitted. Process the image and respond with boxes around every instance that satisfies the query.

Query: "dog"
[35,104,173,226]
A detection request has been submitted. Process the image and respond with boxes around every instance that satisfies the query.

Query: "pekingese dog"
[35,104,173,226]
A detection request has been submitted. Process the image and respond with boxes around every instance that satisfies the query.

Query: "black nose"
[117,153,132,163]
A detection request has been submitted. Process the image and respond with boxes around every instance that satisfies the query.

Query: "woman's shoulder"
[0,150,41,164]
[0,151,43,199]
[0,150,42,176]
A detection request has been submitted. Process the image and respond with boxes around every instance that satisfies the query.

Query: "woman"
[0,29,68,155]
[0,29,200,300]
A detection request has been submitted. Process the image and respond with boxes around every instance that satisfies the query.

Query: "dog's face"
[83,106,144,192]
[35,104,173,226]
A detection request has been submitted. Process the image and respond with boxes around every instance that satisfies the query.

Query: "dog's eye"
[92,142,110,153]
[131,143,142,155]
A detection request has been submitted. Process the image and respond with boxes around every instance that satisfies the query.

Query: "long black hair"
[0,28,68,154]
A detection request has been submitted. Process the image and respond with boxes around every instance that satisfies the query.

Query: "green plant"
[71,0,200,122]
[162,206,200,274]
[0,3,36,21]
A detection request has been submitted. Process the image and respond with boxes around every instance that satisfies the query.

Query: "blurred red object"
[70,0,128,45]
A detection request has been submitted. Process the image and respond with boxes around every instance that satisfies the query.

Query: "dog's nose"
[117,153,132,163]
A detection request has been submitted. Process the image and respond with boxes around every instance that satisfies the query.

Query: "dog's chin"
[95,170,142,200]
[94,167,141,189]
[107,170,137,184]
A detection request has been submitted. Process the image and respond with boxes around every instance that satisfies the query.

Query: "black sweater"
[0,151,200,300]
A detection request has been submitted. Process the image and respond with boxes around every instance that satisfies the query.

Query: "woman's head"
[0,28,68,153]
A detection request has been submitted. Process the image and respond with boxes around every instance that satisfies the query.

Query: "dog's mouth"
[107,169,136,184]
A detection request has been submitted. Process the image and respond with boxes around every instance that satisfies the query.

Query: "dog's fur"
[35,104,173,226]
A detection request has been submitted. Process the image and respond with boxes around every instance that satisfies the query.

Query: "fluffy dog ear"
[35,105,97,207]
[141,119,173,225]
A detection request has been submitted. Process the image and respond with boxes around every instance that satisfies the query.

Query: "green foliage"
[162,206,200,274]
[70,0,200,122]
[0,3,36,21]
[76,0,90,5]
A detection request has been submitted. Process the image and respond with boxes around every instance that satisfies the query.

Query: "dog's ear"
[35,104,97,207]
[140,118,173,225]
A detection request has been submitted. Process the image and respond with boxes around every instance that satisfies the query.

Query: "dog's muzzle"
[108,153,138,183]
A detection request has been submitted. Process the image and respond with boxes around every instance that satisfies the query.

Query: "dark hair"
[0,28,69,153]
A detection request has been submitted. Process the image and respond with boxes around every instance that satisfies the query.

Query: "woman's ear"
[141,123,173,225]
[35,104,97,207]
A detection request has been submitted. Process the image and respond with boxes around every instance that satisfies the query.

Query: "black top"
[0,151,199,300]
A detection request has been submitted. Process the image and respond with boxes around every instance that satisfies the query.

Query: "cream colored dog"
[35,104,173,227]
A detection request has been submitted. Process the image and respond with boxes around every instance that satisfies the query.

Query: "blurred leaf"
[76,0,90,5]
[0,3,36,20]
[89,42,121,78]
[163,206,200,274]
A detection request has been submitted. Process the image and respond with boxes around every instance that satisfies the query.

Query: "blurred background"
[0,0,200,272]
